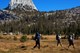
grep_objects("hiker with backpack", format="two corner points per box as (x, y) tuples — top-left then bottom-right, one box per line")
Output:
(56, 33), (62, 47)
(68, 33), (75, 48)
(33, 32), (41, 49)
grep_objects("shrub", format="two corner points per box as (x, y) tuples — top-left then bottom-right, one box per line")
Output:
(13, 36), (17, 40)
(31, 36), (35, 40)
(20, 36), (27, 42)
(0, 36), (4, 39)
(6, 37), (12, 40)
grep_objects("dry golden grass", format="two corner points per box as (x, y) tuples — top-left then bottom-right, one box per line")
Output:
(0, 35), (80, 53)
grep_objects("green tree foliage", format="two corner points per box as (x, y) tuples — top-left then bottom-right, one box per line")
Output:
(0, 9), (80, 36)
(20, 36), (27, 42)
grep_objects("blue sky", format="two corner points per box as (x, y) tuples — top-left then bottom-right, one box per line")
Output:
(0, 0), (80, 11)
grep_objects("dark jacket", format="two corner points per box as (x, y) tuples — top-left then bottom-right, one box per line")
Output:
(56, 34), (60, 40)
(34, 32), (40, 41)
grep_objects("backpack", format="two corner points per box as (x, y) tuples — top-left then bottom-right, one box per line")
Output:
(70, 35), (73, 40)
(35, 32), (40, 40)
(37, 33), (40, 39)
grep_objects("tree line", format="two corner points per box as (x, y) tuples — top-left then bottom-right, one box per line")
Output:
(0, 9), (80, 37)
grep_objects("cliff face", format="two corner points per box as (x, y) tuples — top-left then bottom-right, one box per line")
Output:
(6, 0), (37, 10)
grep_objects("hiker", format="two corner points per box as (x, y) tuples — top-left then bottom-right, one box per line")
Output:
(56, 34), (62, 47)
(33, 32), (40, 49)
(68, 34), (75, 48)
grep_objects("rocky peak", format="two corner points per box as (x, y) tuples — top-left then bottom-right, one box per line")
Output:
(6, 0), (37, 10)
